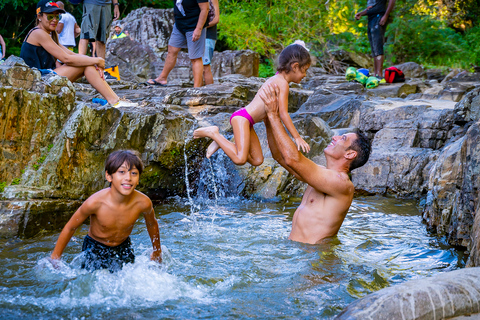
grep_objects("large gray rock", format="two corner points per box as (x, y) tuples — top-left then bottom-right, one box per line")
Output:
(453, 86), (480, 124)
(394, 62), (427, 79)
(423, 120), (480, 249)
(336, 267), (480, 320)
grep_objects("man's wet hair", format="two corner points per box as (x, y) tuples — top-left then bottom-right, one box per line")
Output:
(347, 129), (372, 171)
(105, 150), (144, 176)
(277, 44), (311, 73)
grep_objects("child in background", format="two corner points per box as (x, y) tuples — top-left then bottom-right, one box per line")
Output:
(193, 44), (311, 166)
(50, 150), (162, 273)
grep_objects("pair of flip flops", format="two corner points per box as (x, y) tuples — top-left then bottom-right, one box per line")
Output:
(143, 79), (167, 87)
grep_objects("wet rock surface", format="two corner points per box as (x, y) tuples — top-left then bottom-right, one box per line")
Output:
(335, 267), (480, 320)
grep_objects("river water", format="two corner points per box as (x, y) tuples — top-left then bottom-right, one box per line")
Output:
(0, 156), (466, 319)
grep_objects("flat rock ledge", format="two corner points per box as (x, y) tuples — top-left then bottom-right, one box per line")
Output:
(335, 267), (480, 320)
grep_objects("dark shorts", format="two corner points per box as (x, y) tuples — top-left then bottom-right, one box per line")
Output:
(80, 3), (112, 42)
(81, 234), (135, 273)
(367, 14), (386, 57)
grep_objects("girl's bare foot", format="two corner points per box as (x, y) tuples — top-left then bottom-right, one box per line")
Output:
(193, 126), (219, 139)
(206, 141), (220, 158)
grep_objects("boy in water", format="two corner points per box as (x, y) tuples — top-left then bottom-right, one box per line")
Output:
(50, 150), (162, 272)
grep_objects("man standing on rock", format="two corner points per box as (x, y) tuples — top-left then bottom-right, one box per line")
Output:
(355, 0), (396, 79)
(146, 0), (209, 88)
(259, 84), (372, 244)
(78, 0), (120, 59)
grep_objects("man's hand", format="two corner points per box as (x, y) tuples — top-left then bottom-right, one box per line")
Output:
(192, 27), (202, 42)
(379, 14), (388, 25)
(355, 11), (363, 20)
(259, 83), (280, 115)
(295, 137), (311, 153)
(151, 250), (162, 263)
(113, 4), (120, 21)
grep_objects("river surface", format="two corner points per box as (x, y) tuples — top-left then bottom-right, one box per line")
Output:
(0, 195), (465, 319)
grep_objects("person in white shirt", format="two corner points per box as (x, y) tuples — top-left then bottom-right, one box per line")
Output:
(56, 1), (81, 50)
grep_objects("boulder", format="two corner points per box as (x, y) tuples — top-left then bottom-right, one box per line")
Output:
(453, 86), (480, 124)
(423, 120), (480, 249)
(336, 267), (480, 320)
(329, 49), (374, 70)
(393, 62), (427, 79)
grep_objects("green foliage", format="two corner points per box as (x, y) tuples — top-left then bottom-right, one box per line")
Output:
(0, 182), (6, 193)
(11, 178), (21, 185)
(259, 58), (275, 78)
(385, 15), (470, 68)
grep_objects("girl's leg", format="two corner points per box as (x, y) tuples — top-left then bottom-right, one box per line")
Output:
(55, 65), (119, 105)
(247, 128), (263, 166)
(193, 117), (252, 165)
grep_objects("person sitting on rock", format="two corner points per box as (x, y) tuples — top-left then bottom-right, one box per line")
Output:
(193, 44), (311, 166)
(20, 0), (137, 107)
(259, 83), (372, 244)
(50, 150), (162, 273)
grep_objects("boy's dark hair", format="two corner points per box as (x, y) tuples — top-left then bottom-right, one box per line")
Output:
(105, 150), (144, 176)
(347, 129), (372, 171)
(277, 44), (312, 73)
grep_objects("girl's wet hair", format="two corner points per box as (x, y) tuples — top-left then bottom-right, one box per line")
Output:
(105, 150), (144, 176)
(277, 44), (311, 73)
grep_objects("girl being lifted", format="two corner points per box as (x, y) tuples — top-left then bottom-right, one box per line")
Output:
(193, 44), (311, 165)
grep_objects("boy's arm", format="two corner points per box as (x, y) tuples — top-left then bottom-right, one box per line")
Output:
(144, 205), (162, 263)
(277, 84), (310, 153)
(51, 201), (94, 260)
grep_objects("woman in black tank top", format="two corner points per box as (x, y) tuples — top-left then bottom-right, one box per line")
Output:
(20, 0), (137, 108)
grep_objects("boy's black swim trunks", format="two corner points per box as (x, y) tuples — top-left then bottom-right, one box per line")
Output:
(81, 234), (135, 273)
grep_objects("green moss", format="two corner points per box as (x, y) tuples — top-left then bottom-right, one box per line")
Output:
(11, 178), (21, 185)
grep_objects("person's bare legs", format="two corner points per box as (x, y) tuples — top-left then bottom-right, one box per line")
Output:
(95, 41), (106, 60)
(191, 57), (204, 88)
(203, 64), (214, 85)
(148, 45), (181, 85)
(374, 54), (384, 77)
(55, 65), (119, 104)
(193, 117), (261, 165)
(247, 126), (263, 166)
(78, 39), (89, 55)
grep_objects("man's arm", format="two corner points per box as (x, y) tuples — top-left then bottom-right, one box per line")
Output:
(112, 1), (120, 21)
(208, 0), (220, 27)
(260, 84), (351, 197)
(56, 22), (64, 34)
(74, 23), (81, 38)
(0, 35), (6, 59)
(264, 116), (305, 182)
(355, 9), (368, 20)
(144, 205), (162, 263)
(193, 2), (209, 42)
(380, 0), (396, 25)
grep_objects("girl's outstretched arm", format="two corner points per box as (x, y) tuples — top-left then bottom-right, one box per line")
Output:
(277, 82), (311, 153)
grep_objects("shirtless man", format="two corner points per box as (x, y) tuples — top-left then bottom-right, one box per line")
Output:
(259, 84), (372, 244)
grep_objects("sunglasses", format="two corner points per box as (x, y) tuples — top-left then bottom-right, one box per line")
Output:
(45, 13), (60, 21)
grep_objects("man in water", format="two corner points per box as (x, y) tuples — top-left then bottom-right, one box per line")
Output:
(259, 84), (372, 244)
